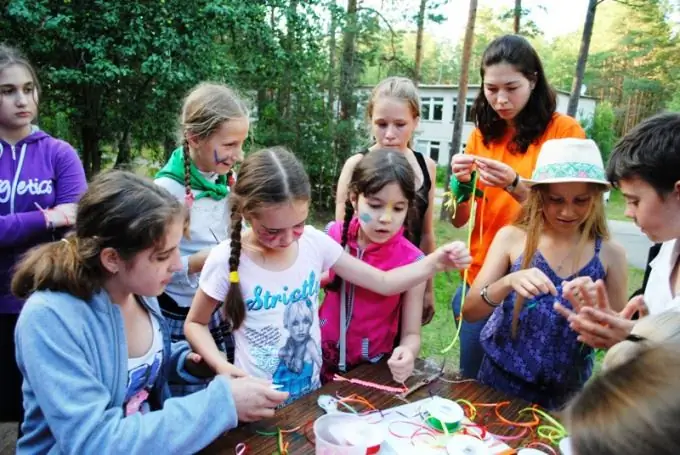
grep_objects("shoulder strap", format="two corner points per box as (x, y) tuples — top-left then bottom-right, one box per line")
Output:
(594, 237), (603, 254)
(413, 151), (432, 190)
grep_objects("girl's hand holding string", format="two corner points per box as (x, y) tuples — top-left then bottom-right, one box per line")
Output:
(555, 279), (641, 349)
(388, 346), (415, 383)
(433, 241), (472, 271)
(504, 267), (558, 299)
(451, 154), (475, 183)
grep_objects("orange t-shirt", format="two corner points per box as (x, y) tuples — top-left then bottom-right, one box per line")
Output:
(463, 113), (586, 284)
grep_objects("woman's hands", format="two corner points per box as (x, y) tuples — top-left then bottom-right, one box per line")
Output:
(450, 155), (517, 189)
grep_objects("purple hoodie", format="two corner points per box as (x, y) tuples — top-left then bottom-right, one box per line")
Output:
(0, 129), (87, 314)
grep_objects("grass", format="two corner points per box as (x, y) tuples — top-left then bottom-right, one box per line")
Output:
(605, 189), (629, 221)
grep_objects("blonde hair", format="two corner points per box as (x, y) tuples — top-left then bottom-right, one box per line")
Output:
(179, 82), (249, 202)
(603, 312), (680, 370)
(511, 183), (609, 337)
(366, 77), (420, 147)
(565, 341), (680, 455)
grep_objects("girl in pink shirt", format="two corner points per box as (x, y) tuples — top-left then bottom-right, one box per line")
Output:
(321, 149), (425, 384)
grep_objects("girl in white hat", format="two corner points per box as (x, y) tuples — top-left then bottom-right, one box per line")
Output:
(460, 138), (628, 409)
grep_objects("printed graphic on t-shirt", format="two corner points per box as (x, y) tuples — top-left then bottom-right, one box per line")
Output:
(272, 298), (322, 403)
(235, 271), (323, 404)
(123, 349), (163, 416)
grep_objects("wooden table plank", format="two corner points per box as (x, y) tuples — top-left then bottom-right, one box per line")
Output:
(203, 360), (543, 454)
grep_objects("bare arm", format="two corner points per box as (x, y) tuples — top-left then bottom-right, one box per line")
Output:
(463, 227), (515, 322)
(332, 242), (470, 296)
(334, 155), (363, 221)
(398, 282), (425, 356)
(419, 157), (437, 255)
(602, 240), (628, 312)
(185, 290), (246, 377)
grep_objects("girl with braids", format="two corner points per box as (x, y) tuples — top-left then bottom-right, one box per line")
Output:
(320, 149), (425, 384)
(11, 171), (287, 454)
(461, 138), (627, 410)
(186, 147), (471, 404)
(155, 82), (250, 394)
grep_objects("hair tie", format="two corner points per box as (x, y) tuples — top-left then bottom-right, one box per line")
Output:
(229, 271), (240, 283)
(61, 238), (69, 244)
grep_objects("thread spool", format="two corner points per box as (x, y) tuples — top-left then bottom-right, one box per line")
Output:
(445, 434), (490, 455)
(424, 397), (465, 433)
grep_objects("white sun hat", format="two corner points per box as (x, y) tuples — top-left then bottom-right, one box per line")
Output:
(523, 138), (610, 187)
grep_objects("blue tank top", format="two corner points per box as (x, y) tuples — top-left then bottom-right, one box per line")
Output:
(478, 238), (605, 409)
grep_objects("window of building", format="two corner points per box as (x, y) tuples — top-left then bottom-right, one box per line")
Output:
(452, 98), (474, 123)
(429, 141), (440, 162)
(422, 97), (444, 121)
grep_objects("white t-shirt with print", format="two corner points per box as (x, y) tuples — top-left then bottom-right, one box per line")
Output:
(200, 225), (343, 403)
(644, 239), (680, 315)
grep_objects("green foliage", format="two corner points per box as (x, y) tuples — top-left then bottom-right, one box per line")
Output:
(582, 101), (618, 163)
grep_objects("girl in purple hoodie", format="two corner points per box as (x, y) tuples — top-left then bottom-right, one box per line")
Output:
(0, 44), (86, 431)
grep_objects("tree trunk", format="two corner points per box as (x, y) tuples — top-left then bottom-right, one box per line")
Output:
(163, 135), (176, 161)
(114, 128), (132, 169)
(328, 9), (337, 115)
(513, 0), (521, 34)
(81, 124), (101, 178)
(567, 0), (599, 117)
(337, 0), (359, 163)
(440, 0), (478, 220)
(414, 0), (427, 85)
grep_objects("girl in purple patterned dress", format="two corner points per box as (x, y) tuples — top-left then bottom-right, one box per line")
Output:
(461, 138), (628, 409)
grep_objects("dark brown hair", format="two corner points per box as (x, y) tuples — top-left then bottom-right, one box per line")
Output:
(224, 147), (311, 329)
(606, 112), (680, 197)
(327, 149), (417, 291)
(472, 35), (556, 154)
(12, 171), (187, 301)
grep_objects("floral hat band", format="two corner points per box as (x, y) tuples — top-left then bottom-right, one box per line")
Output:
(523, 138), (610, 187)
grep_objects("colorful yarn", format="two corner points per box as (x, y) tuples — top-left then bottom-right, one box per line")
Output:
(442, 170), (480, 354)
(333, 374), (408, 394)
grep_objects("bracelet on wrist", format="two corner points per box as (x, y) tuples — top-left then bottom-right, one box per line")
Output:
(481, 284), (502, 308)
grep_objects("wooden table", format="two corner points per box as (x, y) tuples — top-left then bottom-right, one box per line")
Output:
(204, 360), (543, 454)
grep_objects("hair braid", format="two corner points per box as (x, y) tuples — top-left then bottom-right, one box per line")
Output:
(223, 208), (245, 329)
(182, 140), (194, 208)
(325, 200), (354, 292)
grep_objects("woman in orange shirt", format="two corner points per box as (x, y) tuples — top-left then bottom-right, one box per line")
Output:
(450, 35), (585, 378)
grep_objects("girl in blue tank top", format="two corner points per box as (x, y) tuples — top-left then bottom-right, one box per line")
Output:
(460, 138), (628, 409)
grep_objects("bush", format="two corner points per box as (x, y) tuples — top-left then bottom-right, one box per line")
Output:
(581, 101), (618, 163)
(435, 165), (448, 189)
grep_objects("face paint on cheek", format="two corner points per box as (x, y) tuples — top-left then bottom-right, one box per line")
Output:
(359, 212), (372, 223)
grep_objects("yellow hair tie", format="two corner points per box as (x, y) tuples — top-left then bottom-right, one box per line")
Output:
(229, 271), (239, 283)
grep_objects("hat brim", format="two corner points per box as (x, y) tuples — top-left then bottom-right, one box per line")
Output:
(522, 177), (611, 188)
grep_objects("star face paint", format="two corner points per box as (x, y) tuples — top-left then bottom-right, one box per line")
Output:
(356, 182), (409, 245)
